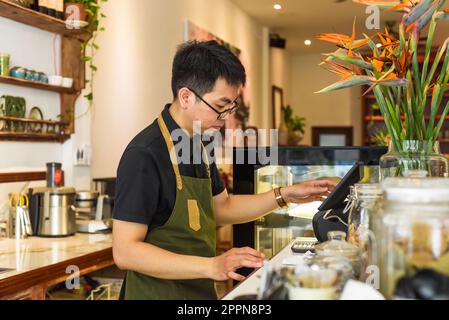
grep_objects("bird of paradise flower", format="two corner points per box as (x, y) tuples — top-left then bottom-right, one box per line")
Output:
(317, 0), (449, 153)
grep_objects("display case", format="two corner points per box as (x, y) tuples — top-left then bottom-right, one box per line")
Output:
(232, 146), (387, 263)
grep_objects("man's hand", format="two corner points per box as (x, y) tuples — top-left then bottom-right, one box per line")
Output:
(281, 179), (337, 204)
(209, 247), (265, 282)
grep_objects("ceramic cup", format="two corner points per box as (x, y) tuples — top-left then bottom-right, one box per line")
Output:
(25, 69), (34, 81)
(38, 72), (49, 83)
(0, 53), (10, 77)
(48, 75), (63, 86)
(9, 67), (26, 79)
(62, 77), (74, 88)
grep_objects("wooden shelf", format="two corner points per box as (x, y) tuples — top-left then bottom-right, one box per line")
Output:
(0, 0), (94, 141)
(0, 132), (70, 143)
(0, 0), (89, 37)
(0, 75), (76, 94)
(0, 116), (70, 142)
(0, 171), (46, 183)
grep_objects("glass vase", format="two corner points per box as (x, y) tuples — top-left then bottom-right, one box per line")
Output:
(380, 140), (449, 181)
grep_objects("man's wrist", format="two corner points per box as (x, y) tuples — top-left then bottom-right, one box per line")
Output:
(203, 256), (216, 279)
(274, 187), (288, 208)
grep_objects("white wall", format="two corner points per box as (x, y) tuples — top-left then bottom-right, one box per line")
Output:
(91, 0), (268, 178)
(289, 53), (362, 146)
(270, 47), (292, 129)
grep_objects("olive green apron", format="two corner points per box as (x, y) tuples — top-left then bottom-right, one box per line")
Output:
(124, 114), (217, 300)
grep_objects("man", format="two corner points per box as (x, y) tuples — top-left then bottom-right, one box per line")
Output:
(112, 40), (336, 300)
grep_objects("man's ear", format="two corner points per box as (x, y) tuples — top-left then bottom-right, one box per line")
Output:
(178, 88), (194, 110)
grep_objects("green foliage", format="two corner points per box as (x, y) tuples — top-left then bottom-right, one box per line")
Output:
(282, 105), (306, 134)
(66, 0), (108, 104)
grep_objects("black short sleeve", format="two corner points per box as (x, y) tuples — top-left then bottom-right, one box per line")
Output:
(113, 147), (159, 225)
(210, 162), (225, 196)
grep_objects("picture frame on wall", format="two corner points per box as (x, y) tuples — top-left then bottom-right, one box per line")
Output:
(272, 86), (284, 129)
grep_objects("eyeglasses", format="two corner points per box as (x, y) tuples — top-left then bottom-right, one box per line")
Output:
(188, 88), (240, 120)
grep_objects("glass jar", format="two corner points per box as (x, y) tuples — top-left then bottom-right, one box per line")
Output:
(285, 254), (353, 300)
(315, 231), (363, 280)
(379, 140), (449, 181)
(347, 184), (383, 261)
(376, 178), (449, 299)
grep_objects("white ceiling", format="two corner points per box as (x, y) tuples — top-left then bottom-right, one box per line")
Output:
(231, 0), (449, 53)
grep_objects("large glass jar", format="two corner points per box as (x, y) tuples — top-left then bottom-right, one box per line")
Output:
(379, 140), (449, 181)
(346, 184), (383, 272)
(376, 178), (449, 299)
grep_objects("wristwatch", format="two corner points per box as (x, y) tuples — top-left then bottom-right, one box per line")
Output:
(274, 187), (288, 208)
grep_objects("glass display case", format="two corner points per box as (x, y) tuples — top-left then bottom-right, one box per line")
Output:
(232, 146), (387, 263)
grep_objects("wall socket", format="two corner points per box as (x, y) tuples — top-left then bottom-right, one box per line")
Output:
(74, 144), (91, 166)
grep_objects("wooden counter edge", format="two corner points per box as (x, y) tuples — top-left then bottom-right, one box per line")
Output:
(0, 247), (114, 300)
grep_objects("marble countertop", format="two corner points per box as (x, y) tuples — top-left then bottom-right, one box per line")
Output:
(0, 233), (113, 281)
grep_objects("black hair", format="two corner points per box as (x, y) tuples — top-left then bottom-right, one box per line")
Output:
(171, 40), (246, 99)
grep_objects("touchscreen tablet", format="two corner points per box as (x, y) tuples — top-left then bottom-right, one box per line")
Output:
(318, 162), (363, 211)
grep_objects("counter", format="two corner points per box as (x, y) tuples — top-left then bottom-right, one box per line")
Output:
(0, 233), (113, 299)
(223, 240), (298, 300)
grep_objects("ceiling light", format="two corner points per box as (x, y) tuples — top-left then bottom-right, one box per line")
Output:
(273, 4), (282, 10)
(304, 40), (312, 46)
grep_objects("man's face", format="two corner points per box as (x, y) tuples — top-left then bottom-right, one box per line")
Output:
(191, 78), (242, 132)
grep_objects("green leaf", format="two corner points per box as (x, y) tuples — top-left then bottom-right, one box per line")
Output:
(426, 84), (441, 139)
(90, 65), (98, 71)
(316, 76), (371, 93)
(324, 51), (374, 70)
(84, 93), (93, 101)
(421, 16), (437, 84)
(410, 33), (423, 102)
(434, 100), (449, 140)
(82, 56), (92, 62)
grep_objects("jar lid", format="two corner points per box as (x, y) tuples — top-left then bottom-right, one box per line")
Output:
(383, 178), (449, 203)
(315, 231), (360, 258)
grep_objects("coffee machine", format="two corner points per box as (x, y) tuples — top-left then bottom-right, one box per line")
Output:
(28, 187), (77, 237)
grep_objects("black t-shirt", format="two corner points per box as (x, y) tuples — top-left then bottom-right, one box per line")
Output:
(113, 104), (225, 230)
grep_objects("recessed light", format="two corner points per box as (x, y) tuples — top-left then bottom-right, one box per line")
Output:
(304, 40), (312, 46)
(273, 4), (282, 10)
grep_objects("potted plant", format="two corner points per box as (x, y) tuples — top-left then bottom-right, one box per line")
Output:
(64, 0), (88, 22)
(282, 105), (306, 145)
(317, 0), (449, 179)
(64, 0), (108, 108)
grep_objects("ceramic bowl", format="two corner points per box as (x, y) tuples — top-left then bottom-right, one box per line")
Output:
(10, 67), (26, 79)
(48, 75), (63, 86)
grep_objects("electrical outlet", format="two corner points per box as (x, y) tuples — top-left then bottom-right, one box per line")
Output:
(74, 144), (92, 166)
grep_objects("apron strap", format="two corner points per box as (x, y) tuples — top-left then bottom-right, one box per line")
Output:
(158, 115), (183, 191)
(157, 113), (212, 189)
